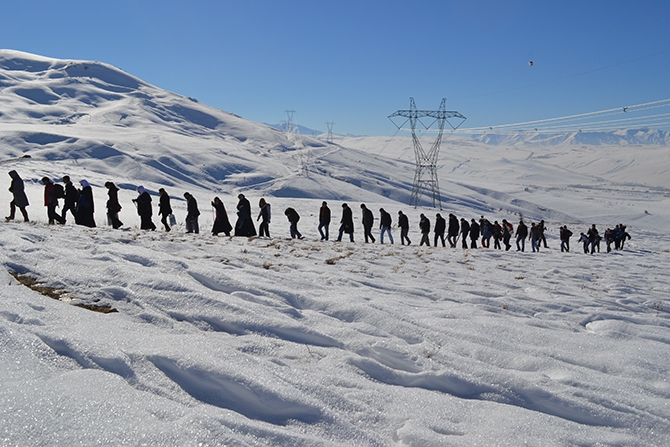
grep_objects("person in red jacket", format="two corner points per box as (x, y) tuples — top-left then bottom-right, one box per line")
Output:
(41, 177), (65, 224)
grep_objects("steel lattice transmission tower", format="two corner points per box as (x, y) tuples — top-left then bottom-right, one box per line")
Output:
(389, 98), (466, 208)
(325, 121), (335, 143)
(284, 109), (297, 135)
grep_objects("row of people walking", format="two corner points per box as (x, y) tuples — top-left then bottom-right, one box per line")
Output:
(574, 224), (631, 254)
(5, 171), (260, 237)
(6, 170), (631, 252)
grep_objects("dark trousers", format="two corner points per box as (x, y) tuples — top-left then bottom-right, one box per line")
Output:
(434, 232), (445, 247)
(318, 222), (329, 240)
(289, 222), (302, 239)
(185, 217), (198, 234)
(61, 202), (77, 222)
(161, 214), (171, 232)
(47, 204), (65, 224)
(400, 228), (410, 245)
(337, 226), (354, 242)
(8, 201), (29, 221)
(108, 212), (123, 229)
(447, 234), (457, 248)
(561, 240), (570, 252)
(259, 221), (270, 237)
(363, 225), (375, 243)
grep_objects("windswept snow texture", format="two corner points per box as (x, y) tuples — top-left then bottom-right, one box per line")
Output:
(1, 50), (669, 446)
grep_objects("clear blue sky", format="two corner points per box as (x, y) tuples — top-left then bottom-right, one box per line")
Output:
(2, 0), (670, 135)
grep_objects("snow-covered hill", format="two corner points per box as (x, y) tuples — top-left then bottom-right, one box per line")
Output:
(1, 50), (669, 446)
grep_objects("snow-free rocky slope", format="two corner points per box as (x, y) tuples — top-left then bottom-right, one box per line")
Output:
(1, 50), (669, 446)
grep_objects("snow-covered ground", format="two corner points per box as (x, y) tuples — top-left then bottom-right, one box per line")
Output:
(1, 50), (669, 446)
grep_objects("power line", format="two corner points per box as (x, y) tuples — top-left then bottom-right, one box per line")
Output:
(450, 98), (670, 134)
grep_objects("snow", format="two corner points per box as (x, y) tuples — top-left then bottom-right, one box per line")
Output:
(1, 50), (669, 446)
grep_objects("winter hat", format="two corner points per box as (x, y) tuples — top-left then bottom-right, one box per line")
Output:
(80, 180), (90, 188)
(137, 186), (146, 195)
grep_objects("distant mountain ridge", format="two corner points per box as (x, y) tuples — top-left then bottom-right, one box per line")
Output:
(471, 129), (670, 146)
(266, 123), (324, 136)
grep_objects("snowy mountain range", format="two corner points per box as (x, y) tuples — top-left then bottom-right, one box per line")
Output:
(2, 48), (668, 211)
(1, 50), (669, 446)
(471, 128), (670, 146)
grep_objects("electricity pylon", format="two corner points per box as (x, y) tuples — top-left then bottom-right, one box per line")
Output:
(326, 121), (335, 143)
(284, 109), (297, 135)
(389, 98), (466, 208)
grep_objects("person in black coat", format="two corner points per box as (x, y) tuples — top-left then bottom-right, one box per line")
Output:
(447, 213), (459, 248)
(212, 197), (233, 236)
(560, 225), (573, 252)
(434, 213), (446, 247)
(133, 185), (155, 230)
(419, 213), (431, 246)
(336, 203), (354, 242)
(360, 204), (375, 243)
(257, 198), (271, 238)
(158, 188), (173, 232)
(492, 221), (503, 249)
(539, 219), (548, 248)
(235, 194), (256, 237)
(211, 197), (233, 236)
(516, 220), (528, 252)
(502, 219), (513, 251)
(379, 208), (394, 244)
(469, 218), (480, 249)
(104, 182), (123, 229)
(60, 175), (78, 223)
(76, 180), (96, 228)
(460, 218), (470, 249)
(398, 210), (410, 245)
(6, 170), (29, 222)
(530, 222), (541, 252)
(284, 207), (303, 239)
(615, 224), (631, 250)
(591, 227), (602, 254)
(184, 192), (200, 234)
(318, 201), (331, 240)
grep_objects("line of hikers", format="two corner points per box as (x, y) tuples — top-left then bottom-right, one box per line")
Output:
(6, 170), (631, 252)
(6, 170), (247, 236)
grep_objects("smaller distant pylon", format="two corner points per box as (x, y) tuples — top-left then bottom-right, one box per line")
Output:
(284, 109), (297, 135)
(326, 121), (335, 143)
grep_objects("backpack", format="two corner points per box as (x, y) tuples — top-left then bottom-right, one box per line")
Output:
(53, 183), (65, 199)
